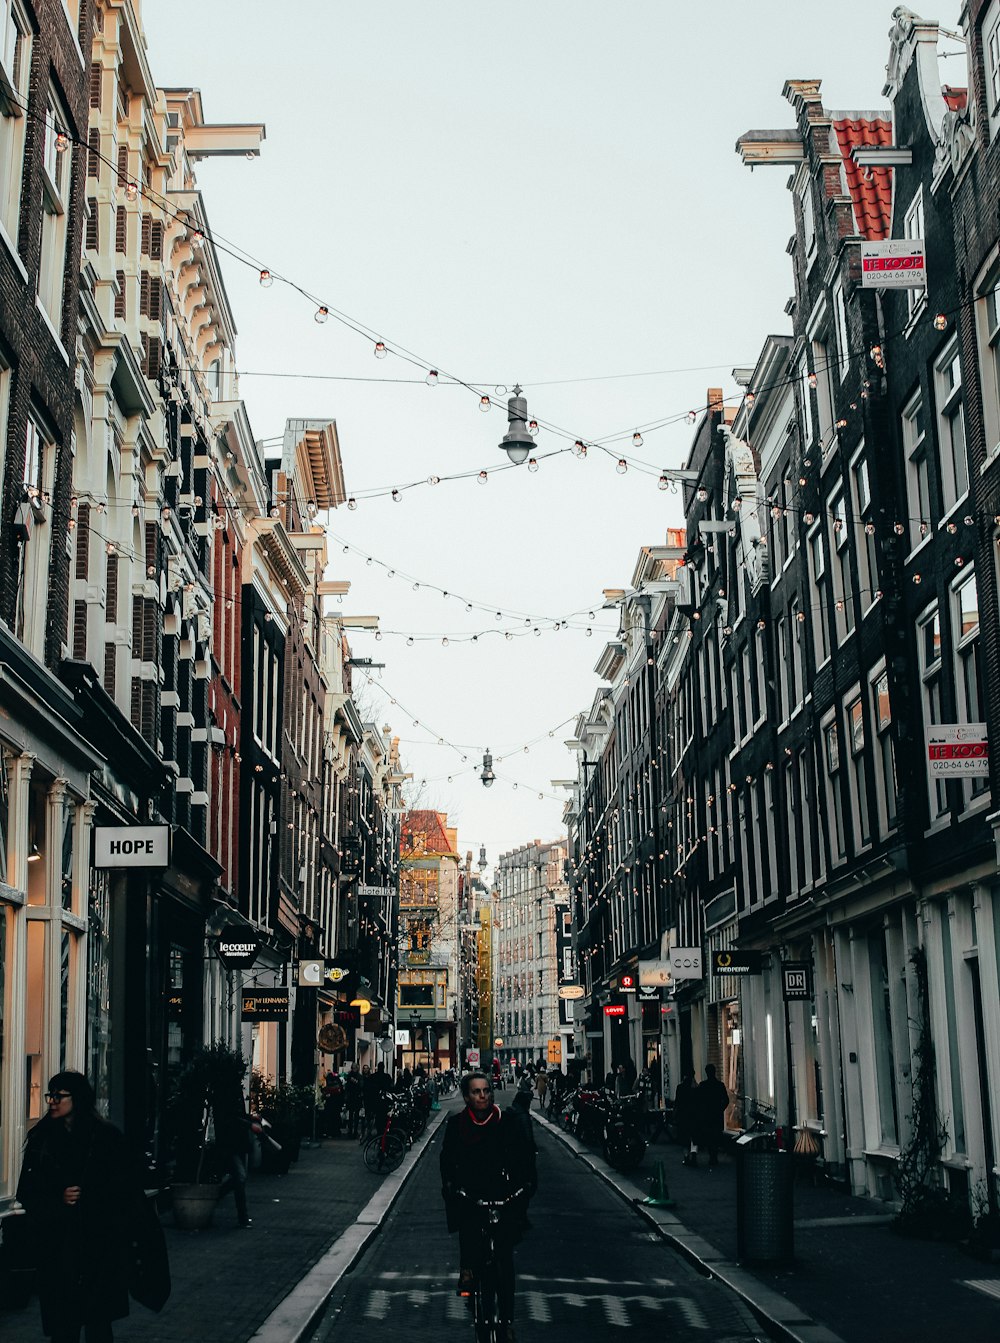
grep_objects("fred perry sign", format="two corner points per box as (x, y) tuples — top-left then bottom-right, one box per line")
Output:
(94, 825), (170, 868)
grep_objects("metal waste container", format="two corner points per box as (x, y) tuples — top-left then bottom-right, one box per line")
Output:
(735, 1133), (794, 1264)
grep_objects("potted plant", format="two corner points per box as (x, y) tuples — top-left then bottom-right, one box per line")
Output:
(250, 1073), (314, 1172)
(169, 1041), (248, 1229)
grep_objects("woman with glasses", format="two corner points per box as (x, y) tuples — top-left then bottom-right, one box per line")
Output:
(16, 1071), (136, 1342)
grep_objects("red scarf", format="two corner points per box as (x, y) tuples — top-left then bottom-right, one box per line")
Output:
(458, 1104), (500, 1144)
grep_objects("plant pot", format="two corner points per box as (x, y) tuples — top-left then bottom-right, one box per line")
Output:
(171, 1183), (218, 1230)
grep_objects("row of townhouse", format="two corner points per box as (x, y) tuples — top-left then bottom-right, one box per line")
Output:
(0, 0), (402, 1203)
(492, 838), (572, 1071)
(567, 7), (1000, 1220)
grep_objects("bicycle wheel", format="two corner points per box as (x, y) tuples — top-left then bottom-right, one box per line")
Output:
(410, 1109), (427, 1138)
(363, 1135), (385, 1172)
(377, 1130), (407, 1173)
(474, 1257), (497, 1343)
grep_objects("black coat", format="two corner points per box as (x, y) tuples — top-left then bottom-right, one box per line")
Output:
(17, 1116), (134, 1333)
(440, 1106), (535, 1235)
(694, 1076), (730, 1141)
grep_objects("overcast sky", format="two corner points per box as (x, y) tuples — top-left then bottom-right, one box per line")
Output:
(142, 1), (964, 873)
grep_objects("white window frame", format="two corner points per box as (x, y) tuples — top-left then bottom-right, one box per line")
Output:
(822, 711), (846, 865)
(986, 0), (1000, 137)
(845, 689), (871, 852)
(934, 337), (969, 519)
(849, 446), (880, 613)
(38, 89), (71, 325)
(832, 277), (850, 383)
(808, 522), (831, 667)
(869, 661), (897, 839)
(904, 188), (926, 326)
(15, 415), (54, 659)
(917, 602), (948, 825)
(0, 0), (30, 252)
(901, 389), (932, 553)
(951, 567), (989, 808)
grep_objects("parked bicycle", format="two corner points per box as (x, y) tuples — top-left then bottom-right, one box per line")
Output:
(362, 1106), (409, 1173)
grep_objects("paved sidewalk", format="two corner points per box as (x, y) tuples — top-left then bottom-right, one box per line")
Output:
(534, 1108), (1000, 1343)
(1, 1111), (447, 1343)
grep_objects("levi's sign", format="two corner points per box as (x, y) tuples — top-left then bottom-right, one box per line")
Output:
(603, 1003), (626, 1017)
(861, 238), (927, 289)
(94, 825), (170, 868)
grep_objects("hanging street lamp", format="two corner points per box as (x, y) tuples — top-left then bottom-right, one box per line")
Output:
(499, 386), (534, 465)
(481, 750), (495, 788)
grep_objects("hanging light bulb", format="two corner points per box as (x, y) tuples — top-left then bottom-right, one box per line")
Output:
(588, 610), (595, 619)
(55, 129), (70, 153)
(478, 470), (488, 484)
(658, 474), (669, 490)
(632, 431), (643, 448)
(347, 497), (357, 510)
(479, 395), (491, 412)
(527, 458), (538, 473)
(505, 631), (513, 641)
(391, 489), (401, 502)
(933, 314), (947, 331)
(425, 369), (439, 385)
(745, 391), (756, 408)
(125, 180), (138, 201)
(375, 630), (382, 641)
(441, 637), (449, 647)
(616, 459), (628, 474)
(406, 637), (414, 646)
(573, 440), (587, 458)
(315, 306), (329, 323)
(374, 341), (387, 358)
(696, 486), (709, 502)
(686, 410), (697, 425)
(259, 269), (273, 288)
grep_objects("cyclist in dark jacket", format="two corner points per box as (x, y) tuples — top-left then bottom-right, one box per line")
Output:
(440, 1071), (535, 1341)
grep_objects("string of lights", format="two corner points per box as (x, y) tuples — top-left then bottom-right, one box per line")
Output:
(35, 87), (978, 499)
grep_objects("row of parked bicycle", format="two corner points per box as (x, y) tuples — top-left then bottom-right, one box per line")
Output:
(360, 1080), (435, 1173)
(544, 1082), (648, 1172)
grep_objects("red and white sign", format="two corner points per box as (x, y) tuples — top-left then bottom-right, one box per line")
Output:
(603, 1004), (626, 1018)
(926, 723), (989, 777)
(861, 239), (926, 289)
(466, 1049), (480, 1067)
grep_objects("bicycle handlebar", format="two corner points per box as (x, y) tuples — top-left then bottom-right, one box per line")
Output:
(454, 1187), (527, 1209)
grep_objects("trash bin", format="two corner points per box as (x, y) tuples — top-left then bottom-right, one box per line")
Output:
(735, 1134), (794, 1264)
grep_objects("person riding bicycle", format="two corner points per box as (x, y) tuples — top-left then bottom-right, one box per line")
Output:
(440, 1071), (536, 1341)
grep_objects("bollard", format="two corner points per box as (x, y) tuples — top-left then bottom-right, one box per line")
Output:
(642, 1159), (674, 1207)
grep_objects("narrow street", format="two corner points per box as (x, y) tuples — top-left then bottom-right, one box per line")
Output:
(309, 1110), (763, 1343)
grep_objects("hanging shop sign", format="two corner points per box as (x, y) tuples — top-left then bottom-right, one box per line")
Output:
(558, 984), (586, 1000)
(357, 885), (394, 899)
(167, 991), (183, 1020)
(618, 973), (637, 994)
(713, 950), (763, 976)
(603, 1003), (627, 1018)
(782, 962), (814, 1002)
(547, 1039), (562, 1064)
(215, 936), (260, 970)
(94, 825), (170, 868)
(668, 948), (703, 980)
(926, 723), (989, 777)
(241, 988), (290, 1022)
(638, 986), (661, 1004)
(298, 959), (325, 987)
(639, 958), (673, 986)
(325, 963), (350, 984)
(318, 1023), (348, 1053)
(861, 237), (926, 289)
(395, 1028), (410, 1047)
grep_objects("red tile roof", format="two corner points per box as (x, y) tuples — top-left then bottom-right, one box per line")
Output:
(402, 809), (456, 855)
(942, 86), (968, 112)
(832, 117), (893, 241)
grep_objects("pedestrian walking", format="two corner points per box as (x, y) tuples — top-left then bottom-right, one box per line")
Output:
(212, 1070), (253, 1227)
(323, 1068), (344, 1138)
(673, 1070), (698, 1164)
(693, 1064), (730, 1167)
(533, 1067), (548, 1110)
(344, 1064), (363, 1138)
(16, 1071), (145, 1343)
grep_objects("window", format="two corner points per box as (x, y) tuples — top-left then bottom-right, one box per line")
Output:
(904, 189), (925, 324)
(807, 524), (830, 664)
(901, 390), (931, 550)
(952, 570), (988, 803)
(801, 180), (816, 261)
(850, 451), (879, 609)
(824, 717), (846, 862)
(799, 357), (814, 446)
(14, 417), (54, 658)
(871, 667), (897, 836)
(789, 597), (804, 710)
(811, 338), (835, 449)
(934, 339), (968, 515)
(0, 0), (29, 246)
(846, 693), (871, 849)
(832, 278), (850, 382)
(987, 0), (1000, 135)
(830, 491), (854, 641)
(918, 604), (947, 821)
(38, 91), (71, 326)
